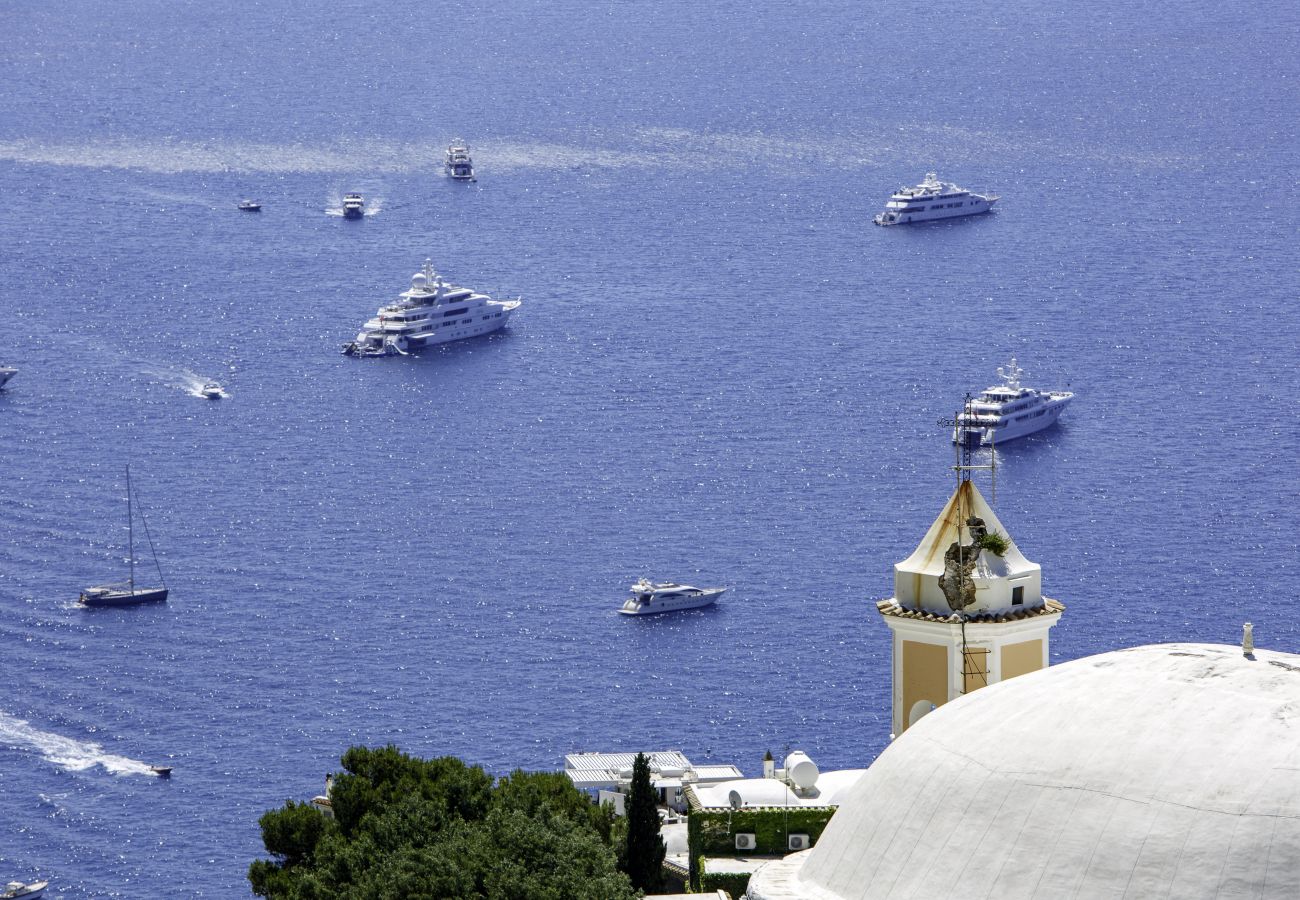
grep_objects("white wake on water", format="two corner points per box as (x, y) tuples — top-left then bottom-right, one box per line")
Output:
(0, 130), (1190, 177)
(0, 711), (158, 776)
(141, 366), (230, 398)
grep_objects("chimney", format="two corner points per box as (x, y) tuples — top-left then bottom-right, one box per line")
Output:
(762, 749), (774, 779)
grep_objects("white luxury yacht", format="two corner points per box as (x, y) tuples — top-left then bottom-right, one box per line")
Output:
(619, 579), (726, 616)
(445, 140), (475, 181)
(342, 194), (365, 218)
(954, 358), (1073, 445)
(343, 260), (521, 357)
(874, 173), (998, 226)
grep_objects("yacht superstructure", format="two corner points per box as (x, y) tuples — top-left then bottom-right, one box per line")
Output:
(874, 173), (997, 226)
(445, 140), (475, 180)
(954, 358), (1073, 445)
(343, 260), (520, 357)
(619, 579), (725, 616)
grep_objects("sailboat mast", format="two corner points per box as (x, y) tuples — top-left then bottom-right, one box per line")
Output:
(126, 464), (135, 593)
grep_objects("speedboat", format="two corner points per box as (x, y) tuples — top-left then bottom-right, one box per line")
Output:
(619, 579), (726, 616)
(445, 140), (475, 181)
(151, 765), (173, 778)
(2, 881), (48, 900)
(237, 200), (262, 211)
(342, 194), (365, 218)
(0, 367), (15, 389)
(342, 259), (521, 357)
(874, 173), (997, 226)
(200, 381), (222, 399)
(954, 358), (1073, 445)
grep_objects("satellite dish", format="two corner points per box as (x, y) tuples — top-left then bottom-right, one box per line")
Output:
(728, 790), (743, 810)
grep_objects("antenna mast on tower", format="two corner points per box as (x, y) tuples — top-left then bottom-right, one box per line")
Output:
(951, 393), (997, 695)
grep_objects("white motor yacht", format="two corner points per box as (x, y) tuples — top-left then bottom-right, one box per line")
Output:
(342, 194), (365, 218)
(342, 259), (521, 357)
(445, 140), (475, 180)
(619, 579), (725, 616)
(200, 381), (223, 399)
(954, 358), (1073, 445)
(2, 879), (48, 899)
(874, 173), (997, 226)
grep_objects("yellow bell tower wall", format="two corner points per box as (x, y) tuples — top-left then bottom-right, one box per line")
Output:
(901, 640), (949, 732)
(1001, 639), (1044, 680)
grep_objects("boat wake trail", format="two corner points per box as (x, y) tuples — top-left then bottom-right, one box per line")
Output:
(0, 711), (157, 776)
(140, 366), (226, 397)
(0, 130), (1189, 179)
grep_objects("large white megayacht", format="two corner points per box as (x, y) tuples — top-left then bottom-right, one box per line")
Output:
(343, 260), (521, 357)
(873, 172), (998, 226)
(953, 358), (1073, 445)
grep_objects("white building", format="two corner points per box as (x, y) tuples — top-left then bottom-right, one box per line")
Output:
(688, 751), (866, 811)
(563, 750), (743, 813)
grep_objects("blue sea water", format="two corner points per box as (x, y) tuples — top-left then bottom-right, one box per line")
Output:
(1, 0), (1297, 895)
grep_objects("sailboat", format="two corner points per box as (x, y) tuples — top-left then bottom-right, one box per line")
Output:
(80, 466), (169, 607)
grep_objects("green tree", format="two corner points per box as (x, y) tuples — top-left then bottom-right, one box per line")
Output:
(619, 752), (665, 892)
(249, 746), (636, 900)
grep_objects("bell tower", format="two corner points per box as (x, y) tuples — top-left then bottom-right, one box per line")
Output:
(877, 476), (1064, 737)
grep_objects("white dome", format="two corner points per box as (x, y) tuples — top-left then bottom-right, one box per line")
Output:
(747, 643), (1300, 900)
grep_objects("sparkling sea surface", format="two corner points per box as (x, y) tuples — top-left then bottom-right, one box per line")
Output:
(1, 1), (1297, 895)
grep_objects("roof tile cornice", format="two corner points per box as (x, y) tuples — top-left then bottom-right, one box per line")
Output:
(876, 597), (1064, 623)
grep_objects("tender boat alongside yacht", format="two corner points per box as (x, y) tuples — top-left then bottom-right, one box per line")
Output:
(342, 194), (365, 218)
(619, 579), (726, 616)
(342, 259), (521, 357)
(954, 358), (1073, 446)
(445, 140), (475, 180)
(874, 173), (998, 226)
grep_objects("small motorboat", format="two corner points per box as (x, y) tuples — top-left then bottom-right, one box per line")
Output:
(200, 381), (223, 399)
(0, 366), (15, 389)
(342, 193), (365, 218)
(151, 765), (173, 778)
(445, 139), (476, 181)
(1, 880), (48, 900)
(237, 200), (262, 211)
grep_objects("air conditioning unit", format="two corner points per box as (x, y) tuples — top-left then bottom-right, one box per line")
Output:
(735, 833), (757, 851)
(788, 833), (811, 851)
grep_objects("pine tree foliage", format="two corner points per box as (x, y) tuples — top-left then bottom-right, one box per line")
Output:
(249, 745), (633, 900)
(619, 751), (666, 892)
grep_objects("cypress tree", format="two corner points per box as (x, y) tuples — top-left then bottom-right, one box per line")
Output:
(619, 752), (666, 891)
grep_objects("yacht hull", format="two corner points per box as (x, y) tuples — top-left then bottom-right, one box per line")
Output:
(619, 588), (725, 616)
(80, 587), (169, 607)
(345, 307), (518, 357)
(875, 199), (996, 226)
(955, 397), (1071, 445)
